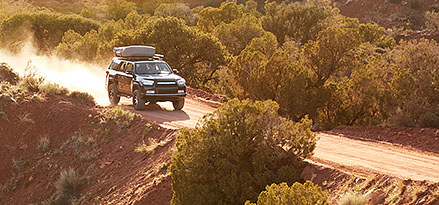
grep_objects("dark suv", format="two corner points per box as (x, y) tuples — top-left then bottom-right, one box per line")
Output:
(105, 56), (186, 110)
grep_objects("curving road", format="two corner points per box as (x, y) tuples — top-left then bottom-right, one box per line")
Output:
(121, 97), (439, 182)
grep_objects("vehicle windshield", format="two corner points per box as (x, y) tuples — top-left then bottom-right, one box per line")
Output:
(135, 62), (172, 74)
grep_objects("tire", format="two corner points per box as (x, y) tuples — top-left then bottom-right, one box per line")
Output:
(133, 89), (146, 110)
(173, 98), (185, 110)
(108, 83), (120, 105)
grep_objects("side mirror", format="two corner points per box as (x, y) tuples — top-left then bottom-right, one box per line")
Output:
(126, 70), (133, 75)
(173, 69), (179, 74)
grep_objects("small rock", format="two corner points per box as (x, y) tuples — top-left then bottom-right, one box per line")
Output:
(402, 1), (408, 6)
(369, 189), (385, 205)
(434, 130), (439, 138)
(19, 144), (28, 149)
(28, 176), (33, 182)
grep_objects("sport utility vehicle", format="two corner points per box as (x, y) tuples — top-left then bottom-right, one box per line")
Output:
(105, 46), (186, 110)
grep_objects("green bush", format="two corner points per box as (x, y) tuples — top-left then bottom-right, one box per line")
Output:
(388, 39), (439, 128)
(245, 181), (329, 205)
(40, 83), (69, 96)
(69, 91), (95, 106)
(0, 11), (99, 53)
(170, 99), (316, 205)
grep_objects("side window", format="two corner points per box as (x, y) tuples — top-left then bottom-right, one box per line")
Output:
(119, 62), (126, 72)
(111, 61), (122, 71)
(125, 63), (133, 73)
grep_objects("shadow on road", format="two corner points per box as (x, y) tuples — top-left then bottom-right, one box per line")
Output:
(122, 102), (190, 124)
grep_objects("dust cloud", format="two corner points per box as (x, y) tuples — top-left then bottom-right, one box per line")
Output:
(0, 43), (110, 106)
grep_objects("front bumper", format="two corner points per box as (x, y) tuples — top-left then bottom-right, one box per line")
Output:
(140, 85), (186, 101)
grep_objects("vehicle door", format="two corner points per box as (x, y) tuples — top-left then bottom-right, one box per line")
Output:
(117, 62), (126, 93)
(120, 62), (134, 94)
(108, 61), (122, 89)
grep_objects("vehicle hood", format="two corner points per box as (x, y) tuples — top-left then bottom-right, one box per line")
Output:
(136, 73), (182, 81)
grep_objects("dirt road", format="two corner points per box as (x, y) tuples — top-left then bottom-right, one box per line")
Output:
(121, 98), (439, 182)
(121, 97), (215, 129)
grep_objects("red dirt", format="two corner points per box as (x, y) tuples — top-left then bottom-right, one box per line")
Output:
(334, 0), (439, 29)
(186, 87), (224, 108)
(0, 93), (176, 204)
(327, 125), (439, 154)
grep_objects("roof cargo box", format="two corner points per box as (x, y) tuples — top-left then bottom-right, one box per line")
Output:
(114, 46), (155, 57)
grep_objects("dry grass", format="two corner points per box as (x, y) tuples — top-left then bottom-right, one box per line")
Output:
(339, 192), (368, 205)
(38, 136), (51, 153)
(17, 112), (34, 123)
(135, 139), (159, 154)
(54, 168), (86, 204)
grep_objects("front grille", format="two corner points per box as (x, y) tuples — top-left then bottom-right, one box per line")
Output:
(157, 89), (178, 94)
(156, 81), (176, 87)
(156, 80), (177, 94)
(157, 81), (176, 85)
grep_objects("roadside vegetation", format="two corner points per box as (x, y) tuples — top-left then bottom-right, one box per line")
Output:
(1, 0), (439, 204)
(170, 99), (316, 204)
(1, 0), (438, 129)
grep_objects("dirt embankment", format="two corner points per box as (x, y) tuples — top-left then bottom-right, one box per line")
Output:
(0, 93), (176, 204)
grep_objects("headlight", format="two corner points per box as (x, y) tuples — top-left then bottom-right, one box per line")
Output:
(141, 79), (154, 86)
(177, 78), (186, 86)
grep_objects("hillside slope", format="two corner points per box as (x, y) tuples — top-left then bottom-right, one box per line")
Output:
(334, 0), (438, 29)
(0, 90), (176, 204)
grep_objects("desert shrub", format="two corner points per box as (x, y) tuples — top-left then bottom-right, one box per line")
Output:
(69, 91), (95, 106)
(134, 139), (159, 155)
(339, 192), (368, 205)
(388, 39), (439, 128)
(425, 10), (439, 30)
(261, 1), (330, 45)
(40, 83), (68, 96)
(212, 14), (266, 56)
(104, 0), (136, 20)
(170, 99), (316, 205)
(99, 107), (137, 129)
(141, 17), (228, 87)
(0, 11), (99, 53)
(154, 3), (195, 24)
(245, 181), (329, 205)
(0, 63), (19, 85)
(197, 2), (244, 33)
(316, 44), (392, 129)
(54, 168), (86, 204)
(19, 76), (45, 92)
(227, 32), (278, 99)
(55, 29), (100, 62)
(38, 136), (51, 153)
(418, 109), (439, 128)
(358, 23), (395, 48)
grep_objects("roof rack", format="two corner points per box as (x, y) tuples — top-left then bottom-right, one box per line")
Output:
(117, 54), (164, 61)
(113, 46), (164, 60)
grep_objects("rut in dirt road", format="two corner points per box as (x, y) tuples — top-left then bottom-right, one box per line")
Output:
(119, 98), (439, 182)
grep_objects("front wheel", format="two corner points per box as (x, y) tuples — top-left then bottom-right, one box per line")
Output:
(108, 84), (120, 105)
(173, 98), (185, 110)
(133, 89), (145, 110)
